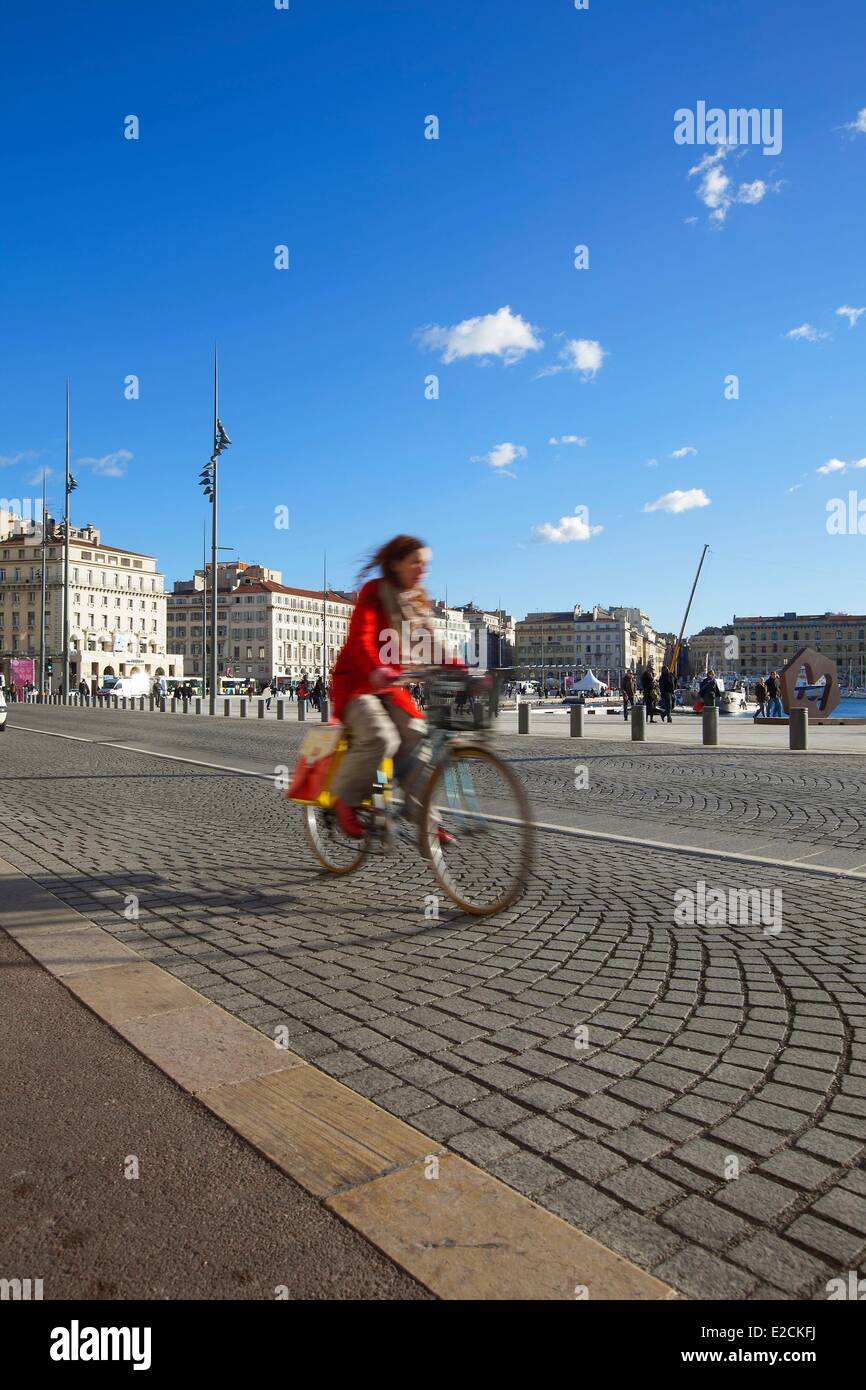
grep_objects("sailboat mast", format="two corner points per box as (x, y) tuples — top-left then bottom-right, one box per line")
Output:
(669, 543), (709, 676)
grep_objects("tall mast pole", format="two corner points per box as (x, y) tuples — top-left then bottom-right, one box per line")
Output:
(39, 471), (47, 700)
(62, 381), (70, 702)
(210, 348), (218, 712)
(322, 551), (327, 692)
(202, 518), (207, 692)
(670, 542), (710, 677)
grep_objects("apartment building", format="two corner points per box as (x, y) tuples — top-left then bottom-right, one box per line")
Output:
(454, 604), (516, 669)
(685, 625), (734, 675)
(732, 612), (866, 683)
(167, 563), (355, 686)
(0, 512), (182, 690)
(515, 603), (667, 682)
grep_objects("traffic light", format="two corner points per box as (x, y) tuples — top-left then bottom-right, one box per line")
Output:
(46, 660), (53, 676)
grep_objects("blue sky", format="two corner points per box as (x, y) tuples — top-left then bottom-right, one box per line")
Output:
(1, 0), (864, 632)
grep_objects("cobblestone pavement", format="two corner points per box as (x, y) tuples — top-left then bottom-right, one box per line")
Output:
(2, 717), (866, 1300)
(9, 706), (866, 864)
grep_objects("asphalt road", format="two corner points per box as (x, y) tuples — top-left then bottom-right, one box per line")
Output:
(2, 708), (865, 1300)
(0, 928), (430, 1300)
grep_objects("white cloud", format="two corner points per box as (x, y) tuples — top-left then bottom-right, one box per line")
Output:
(669, 446), (698, 459)
(543, 338), (607, 380)
(737, 179), (767, 205)
(644, 488), (710, 514)
(548, 434), (587, 446)
(843, 106), (866, 135)
(0, 449), (39, 469)
(532, 506), (602, 544)
(566, 340), (606, 377)
(417, 305), (542, 365)
(77, 449), (133, 478)
(817, 456), (866, 475)
(836, 305), (866, 328)
(688, 147), (780, 225)
(27, 466), (53, 486)
(471, 442), (527, 478)
(785, 323), (829, 342)
(645, 457), (659, 467)
(788, 483), (803, 492)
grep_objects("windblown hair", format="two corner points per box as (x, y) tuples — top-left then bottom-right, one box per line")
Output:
(360, 535), (429, 590)
(358, 533), (430, 611)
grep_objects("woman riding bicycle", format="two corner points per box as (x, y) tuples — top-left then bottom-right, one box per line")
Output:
(330, 534), (438, 838)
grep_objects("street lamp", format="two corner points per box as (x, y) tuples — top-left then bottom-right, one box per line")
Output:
(61, 382), (78, 702)
(199, 349), (231, 712)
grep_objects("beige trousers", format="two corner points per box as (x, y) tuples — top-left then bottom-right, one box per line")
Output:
(330, 695), (425, 807)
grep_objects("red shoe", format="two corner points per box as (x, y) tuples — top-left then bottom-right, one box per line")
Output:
(334, 800), (365, 839)
(434, 827), (456, 846)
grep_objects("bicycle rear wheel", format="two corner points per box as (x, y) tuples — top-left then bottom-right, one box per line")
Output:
(302, 804), (369, 874)
(419, 744), (533, 915)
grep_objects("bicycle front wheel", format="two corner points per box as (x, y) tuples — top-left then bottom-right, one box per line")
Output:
(302, 804), (369, 874)
(419, 744), (533, 915)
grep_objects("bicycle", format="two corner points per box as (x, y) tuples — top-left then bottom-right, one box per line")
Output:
(288, 668), (534, 916)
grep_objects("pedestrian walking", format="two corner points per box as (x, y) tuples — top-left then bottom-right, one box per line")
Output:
(699, 668), (722, 708)
(620, 669), (636, 721)
(641, 665), (658, 723)
(753, 676), (768, 721)
(658, 665), (675, 723)
(765, 671), (783, 718)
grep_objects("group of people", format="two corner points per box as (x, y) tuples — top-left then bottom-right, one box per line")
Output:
(752, 672), (783, 720)
(619, 664), (787, 724)
(620, 665), (677, 723)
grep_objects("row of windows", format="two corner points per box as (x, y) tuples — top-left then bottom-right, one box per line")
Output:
(0, 569), (161, 594)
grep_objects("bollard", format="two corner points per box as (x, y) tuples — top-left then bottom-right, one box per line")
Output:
(195, 698), (202, 715)
(160, 697), (167, 713)
(702, 705), (719, 746)
(224, 698), (231, 716)
(208, 694), (216, 717)
(239, 699), (247, 719)
(320, 697), (329, 723)
(789, 706), (808, 751)
(182, 698), (189, 714)
(277, 700), (285, 721)
(631, 704), (646, 741)
(518, 701), (530, 734)
(258, 700), (265, 719)
(121, 698), (127, 710)
(570, 704), (584, 738)
(298, 697), (306, 722)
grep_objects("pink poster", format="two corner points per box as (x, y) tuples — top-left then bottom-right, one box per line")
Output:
(10, 656), (35, 696)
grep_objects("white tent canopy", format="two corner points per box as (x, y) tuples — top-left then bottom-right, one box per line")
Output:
(572, 669), (606, 692)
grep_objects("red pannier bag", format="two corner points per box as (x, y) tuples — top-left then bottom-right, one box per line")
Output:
(285, 725), (346, 805)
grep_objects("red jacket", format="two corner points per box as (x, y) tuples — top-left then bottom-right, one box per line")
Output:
(331, 579), (422, 721)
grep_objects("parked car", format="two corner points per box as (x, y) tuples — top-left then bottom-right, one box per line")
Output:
(0, 688), (7, 732)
